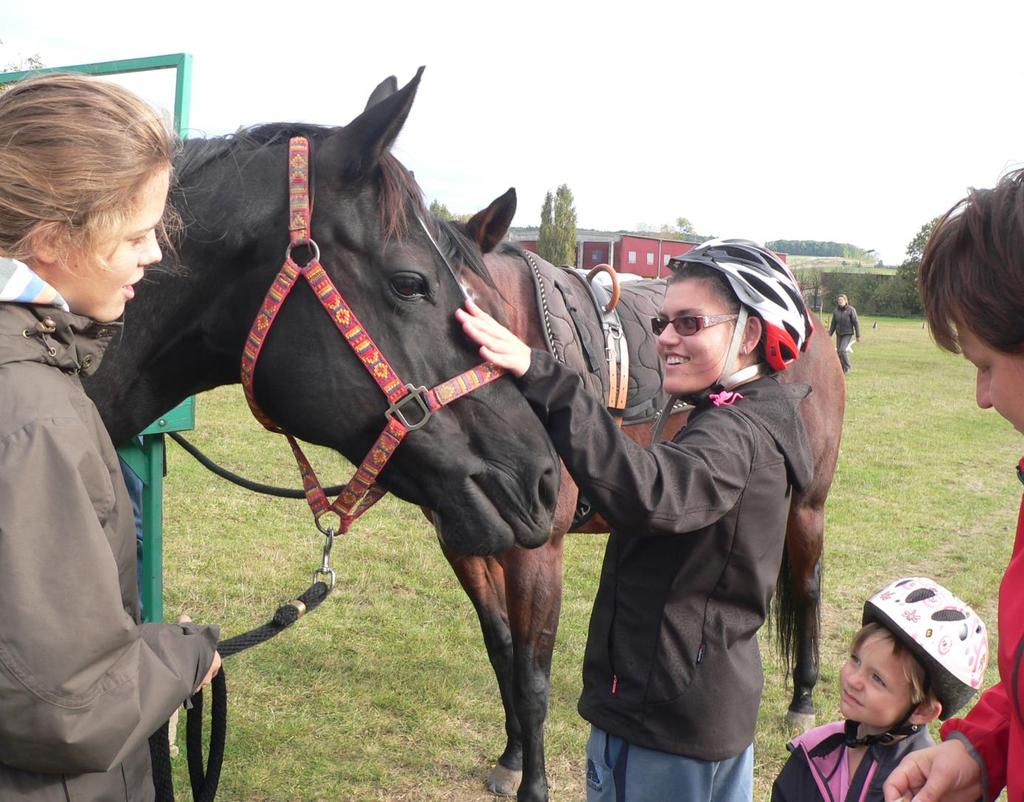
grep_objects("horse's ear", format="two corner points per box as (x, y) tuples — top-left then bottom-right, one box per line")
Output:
(323, 66), (425, 182)
(364, 76), (398, 110)
(462, 188), (517, 254)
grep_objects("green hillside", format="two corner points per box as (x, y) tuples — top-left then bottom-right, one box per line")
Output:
(786, 255), (895, 275)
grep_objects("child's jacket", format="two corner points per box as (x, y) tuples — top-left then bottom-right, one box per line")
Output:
(771, 721), (934, 802)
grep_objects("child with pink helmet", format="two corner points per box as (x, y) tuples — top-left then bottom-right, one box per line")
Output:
(773, 577), (988, 802)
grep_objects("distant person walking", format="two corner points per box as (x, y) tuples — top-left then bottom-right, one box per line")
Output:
(828, 294), (861, 373)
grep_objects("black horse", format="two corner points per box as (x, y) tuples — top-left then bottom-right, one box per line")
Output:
(85, 70), (560, 559)
(86, 71), (843, 802)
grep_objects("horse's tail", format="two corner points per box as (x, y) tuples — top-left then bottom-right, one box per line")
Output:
(773, 544), (821, 685)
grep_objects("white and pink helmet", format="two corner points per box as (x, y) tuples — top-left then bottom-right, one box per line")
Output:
(864, 577), (989, 719)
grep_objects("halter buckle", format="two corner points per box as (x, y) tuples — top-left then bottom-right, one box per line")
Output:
(385, 384), (433, 431)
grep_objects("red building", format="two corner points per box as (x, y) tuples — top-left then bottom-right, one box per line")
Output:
(508, 229), (786, 279)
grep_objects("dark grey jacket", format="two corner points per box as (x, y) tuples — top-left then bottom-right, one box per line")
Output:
(0, 302), (218, 801)
(828, 305), (860, 338)
(519, 350), (812, 761)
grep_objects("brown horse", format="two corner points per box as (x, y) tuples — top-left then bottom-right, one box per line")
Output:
(437, 190), (846, 801)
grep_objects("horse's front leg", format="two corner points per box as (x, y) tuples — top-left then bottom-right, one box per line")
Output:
(785, 503), (823, 730)
(443, 549), (525, 796)
(504, 535), (564, 802)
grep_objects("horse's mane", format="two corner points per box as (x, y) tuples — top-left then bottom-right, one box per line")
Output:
(496, 241), (527, 259)
(176, 123), (468, 257)
(435, 219), (491, 285)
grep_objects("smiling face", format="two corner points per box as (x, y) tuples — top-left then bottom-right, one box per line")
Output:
(958, 323), (1024, 435)
(32, 167), (169, 323)
(657, 277), (751, 396)
(839, 630), (923, 733)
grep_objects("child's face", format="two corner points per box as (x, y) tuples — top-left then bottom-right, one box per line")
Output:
(839, 631), (918, 734)
(38, 167), (168, 323)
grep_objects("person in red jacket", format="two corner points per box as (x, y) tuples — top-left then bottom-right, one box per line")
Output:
(884, 168), (1024, 802)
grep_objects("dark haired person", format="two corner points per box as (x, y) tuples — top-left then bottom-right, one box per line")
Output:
(458, 239), (814, 801)
(884, 169), (1024, 802)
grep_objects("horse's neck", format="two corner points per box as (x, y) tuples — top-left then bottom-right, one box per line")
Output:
(86, 249), (248, 445)
(480, 252), (551, 350)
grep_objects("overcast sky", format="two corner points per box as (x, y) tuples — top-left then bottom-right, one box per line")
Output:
(4, 0), (1023, 265)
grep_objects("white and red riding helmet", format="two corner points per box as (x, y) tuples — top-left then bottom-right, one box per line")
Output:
(864, 577), (989, 719)
(668, 239), (813, 371)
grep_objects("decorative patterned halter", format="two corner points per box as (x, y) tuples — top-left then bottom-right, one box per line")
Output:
(240, 136), (504, 538)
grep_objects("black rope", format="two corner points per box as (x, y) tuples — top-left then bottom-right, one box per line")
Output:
(151, 580), (332, 801)
(218, 580), (332, 657)
(168, 432), (346, 498)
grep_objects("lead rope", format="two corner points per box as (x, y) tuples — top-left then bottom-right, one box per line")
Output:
(151, 573), (335, 802)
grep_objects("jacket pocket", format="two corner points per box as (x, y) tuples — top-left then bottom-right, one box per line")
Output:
(643, 606), (704, 704)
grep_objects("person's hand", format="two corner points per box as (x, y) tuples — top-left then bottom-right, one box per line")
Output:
(882, 739), (983, 802)
(177, 614), (223, 692)
(455, 298), (532, 378)
(197, 651), (223, 691)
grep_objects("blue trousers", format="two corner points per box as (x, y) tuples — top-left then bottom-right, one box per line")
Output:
(586, 726), (753, 802)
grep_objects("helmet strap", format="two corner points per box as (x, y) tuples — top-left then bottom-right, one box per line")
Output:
(714, 306), (748, 389)
(843, 703), (922, 748)
(715, 307), (770, 391)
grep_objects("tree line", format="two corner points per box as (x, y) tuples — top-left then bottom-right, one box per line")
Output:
(431, 185), (941, 318)
(798, 220), (936, 317)
(766, 240), (874, 260)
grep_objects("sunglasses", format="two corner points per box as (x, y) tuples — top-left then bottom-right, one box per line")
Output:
(650, 313), (738, 337)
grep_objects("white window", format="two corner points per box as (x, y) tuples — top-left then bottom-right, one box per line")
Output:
(646, 252), (655, 265)
(592, 250), (603, 261)
(628, 250), (637, 264)
(664, 254), (671, 265)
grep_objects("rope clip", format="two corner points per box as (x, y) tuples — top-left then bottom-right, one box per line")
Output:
(313, 527), (337, 589)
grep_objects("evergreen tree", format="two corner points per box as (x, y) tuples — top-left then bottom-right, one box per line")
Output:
(429, 199), (453, 220)
(537, 191), (558, 262)
(552, 184), (578, 266)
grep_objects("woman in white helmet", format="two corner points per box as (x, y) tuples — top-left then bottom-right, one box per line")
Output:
(457, 238), (814, 802)
(772, 577), (988, 802)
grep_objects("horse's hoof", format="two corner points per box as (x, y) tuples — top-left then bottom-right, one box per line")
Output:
(485, 764), (522, 797)
(786, 710), (816, 732)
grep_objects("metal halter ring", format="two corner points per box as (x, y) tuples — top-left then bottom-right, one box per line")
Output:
(285, 237), (321, 267)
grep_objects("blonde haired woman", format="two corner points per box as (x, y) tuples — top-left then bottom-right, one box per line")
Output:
(0, 73), (220, 800)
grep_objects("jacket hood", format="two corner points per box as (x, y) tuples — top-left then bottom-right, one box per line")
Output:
(694, 375), (814, 492)
(0, 257), (69, 310)
(0, 302), (120, 376)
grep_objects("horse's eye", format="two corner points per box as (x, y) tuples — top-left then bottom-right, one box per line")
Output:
(390, 272), (428, 299)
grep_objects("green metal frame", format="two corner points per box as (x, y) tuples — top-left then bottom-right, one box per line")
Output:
(0, 54), (195, 623)
(0, 53), (192, 134)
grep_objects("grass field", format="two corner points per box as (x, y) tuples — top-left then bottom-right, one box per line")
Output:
(159, 316), (1018, 801)
(787, 254), (896, 274)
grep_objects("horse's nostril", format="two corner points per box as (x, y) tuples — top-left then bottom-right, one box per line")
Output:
(538, 462), (560, 511)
